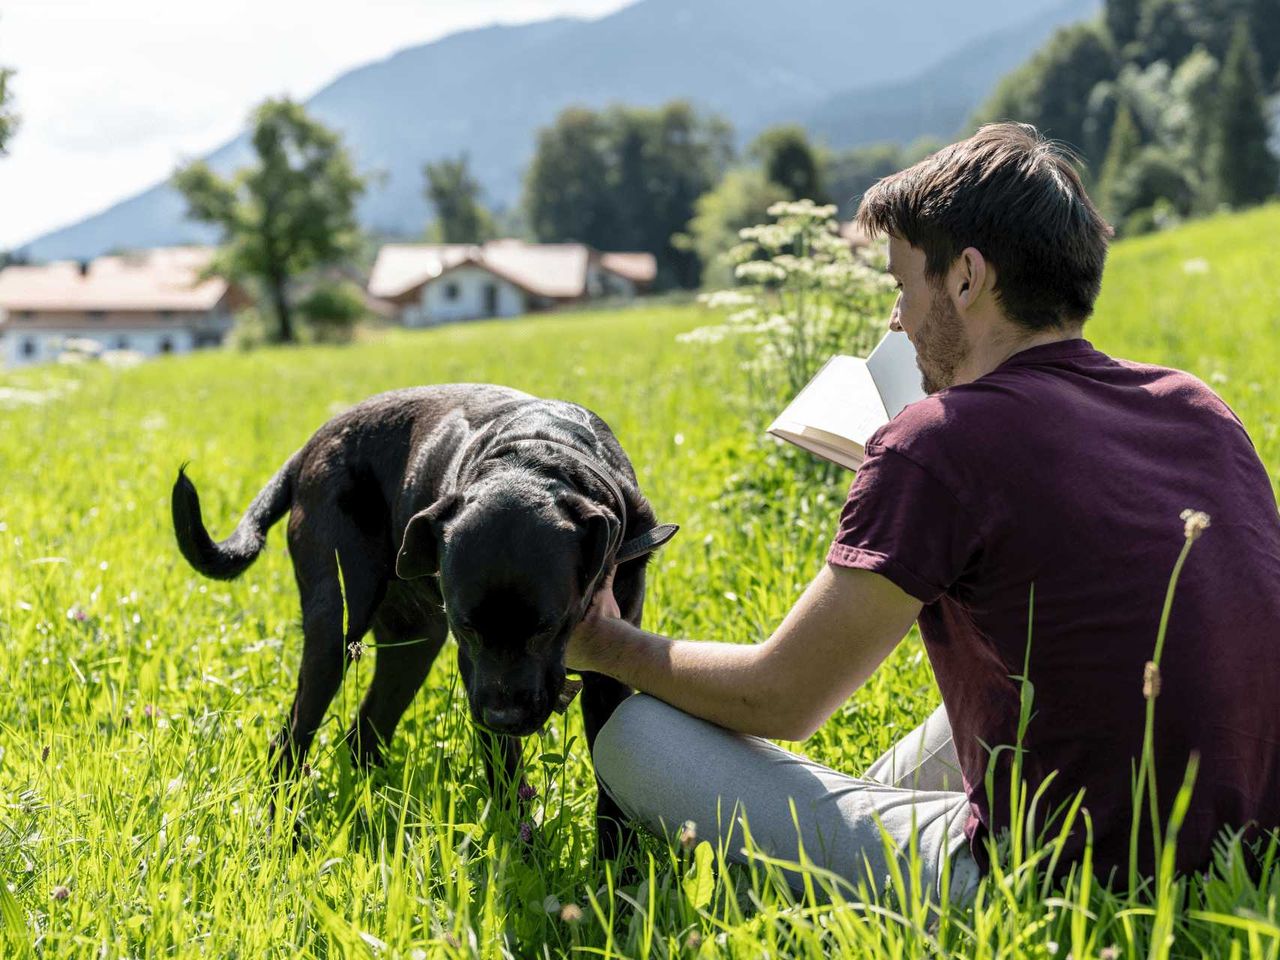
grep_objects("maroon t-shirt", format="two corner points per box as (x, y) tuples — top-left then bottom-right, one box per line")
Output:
(828, 338), (1280, 879)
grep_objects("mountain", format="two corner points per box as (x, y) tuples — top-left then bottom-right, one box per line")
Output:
(783, 0), (1101, 149)
(20, 0), (1091, 261)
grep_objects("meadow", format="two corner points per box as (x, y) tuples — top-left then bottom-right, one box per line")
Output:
(2, 203), (1280, 958)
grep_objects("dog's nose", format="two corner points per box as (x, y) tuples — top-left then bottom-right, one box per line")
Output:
(481, 705), (532, 733)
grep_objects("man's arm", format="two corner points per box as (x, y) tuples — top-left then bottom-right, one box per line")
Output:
(566, 563), (922, 741)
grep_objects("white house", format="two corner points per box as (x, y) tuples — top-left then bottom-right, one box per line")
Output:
(0, 247), (251, 368)
(367, 239), (657, 327)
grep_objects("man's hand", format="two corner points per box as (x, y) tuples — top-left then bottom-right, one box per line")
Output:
(567, 566), (622, 672)
(562, 564), (923, 741)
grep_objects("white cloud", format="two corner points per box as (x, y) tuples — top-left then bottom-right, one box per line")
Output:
(0, 0), (631, 250)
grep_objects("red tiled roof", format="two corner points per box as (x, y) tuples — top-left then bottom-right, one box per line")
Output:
(0, 247), (231, 313)
(368, 240), (654, 302)
(600, 251), (657, 285)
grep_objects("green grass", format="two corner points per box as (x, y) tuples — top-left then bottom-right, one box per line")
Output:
(2, 204), (1280, 958)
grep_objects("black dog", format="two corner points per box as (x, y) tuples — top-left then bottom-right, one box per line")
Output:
(171, 384), (677, 857)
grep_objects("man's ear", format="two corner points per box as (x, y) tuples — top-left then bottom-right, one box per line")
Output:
(955, 246), (990, 310)
(396, 493), (461, 580)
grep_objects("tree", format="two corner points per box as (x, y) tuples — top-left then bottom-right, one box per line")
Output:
(523, 101), (732, 288)
(680, 168), (791, 289)
(524, 107), (614, 252)
(748, 125), (827, 203)
(975, 23), (1117, 166)
(423, 154), (495, 243)
(173, 98), (365, 343)
(1105, 0), (1144, 51)
(1132, 0), (1200, 67)
(1098, 103), (1143, 220)
(0, 62), (16, 155)
(1209, 19), (1278, 207)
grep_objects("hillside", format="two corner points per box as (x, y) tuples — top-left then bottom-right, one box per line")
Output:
(2, 203), (1279, 957)
(21, 0), (1088, 261)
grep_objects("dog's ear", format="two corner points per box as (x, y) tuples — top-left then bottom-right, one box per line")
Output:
(396, 493), (461, 580)
(564, 494), (621, 592)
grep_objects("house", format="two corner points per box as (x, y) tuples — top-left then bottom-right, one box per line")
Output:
(0, 247), (251, 368)
(367, 239), (657, 327)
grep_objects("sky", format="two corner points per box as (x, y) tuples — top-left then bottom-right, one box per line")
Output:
(0, 0), (632, 250)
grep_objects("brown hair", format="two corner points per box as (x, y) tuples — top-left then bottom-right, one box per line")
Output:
(855, 123), (1114, 331)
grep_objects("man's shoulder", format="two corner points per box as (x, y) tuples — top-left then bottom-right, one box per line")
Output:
(871, 349), (1235, 458)
(867, 379), (1018, 465)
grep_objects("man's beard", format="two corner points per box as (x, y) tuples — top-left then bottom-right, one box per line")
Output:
(915, 287), (970, 394)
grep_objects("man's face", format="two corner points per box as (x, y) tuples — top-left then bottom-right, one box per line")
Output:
(887, 236), (970, 394)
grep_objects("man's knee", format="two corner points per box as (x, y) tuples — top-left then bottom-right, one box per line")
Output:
(591, 694), (692, 803)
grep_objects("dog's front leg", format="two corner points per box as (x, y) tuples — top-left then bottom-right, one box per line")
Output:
(580, 671), (634, 861)
(581, 560), (647, 862)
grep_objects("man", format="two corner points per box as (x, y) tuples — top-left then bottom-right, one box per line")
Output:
(567, 123), (1280, 897)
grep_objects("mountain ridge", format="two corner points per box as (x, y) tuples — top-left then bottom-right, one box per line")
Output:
(19, 0), (1094, 261)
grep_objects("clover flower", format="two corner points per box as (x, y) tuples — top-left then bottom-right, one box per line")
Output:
(559, 903), (583, 923)
(1180, 509), (1211, 542)
(679, 820), (698, 851)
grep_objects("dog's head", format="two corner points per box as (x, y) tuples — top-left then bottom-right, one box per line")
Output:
(395, 486), (618, 736)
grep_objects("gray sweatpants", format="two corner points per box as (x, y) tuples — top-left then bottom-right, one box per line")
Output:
(592, 694), (981, 901)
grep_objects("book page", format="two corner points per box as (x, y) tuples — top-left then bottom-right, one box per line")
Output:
(866, 330), (927, 418)
(767, 355), (889, 450)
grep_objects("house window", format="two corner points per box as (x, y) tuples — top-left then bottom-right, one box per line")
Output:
(115, 336), (129, 350)
(444, 282), (460, 301)
(15, 310), (34, 321)
(21, 338), (35, 358)
(483, 283), (498, 316)
(158, 310), (175, 322)
(159, 337), (173, 354)
(87, 310), (106, 322)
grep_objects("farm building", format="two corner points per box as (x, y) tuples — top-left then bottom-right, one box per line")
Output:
(367, 239), (656, 326)
(0, 247), (251, 368)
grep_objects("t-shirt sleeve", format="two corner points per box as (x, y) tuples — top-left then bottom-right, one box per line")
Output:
(826, 445), (982, 603)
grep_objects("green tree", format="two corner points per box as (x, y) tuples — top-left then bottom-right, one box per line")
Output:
(523, 101), (732, 288)
(748, 125), (827, 203)
(423, 154), (496, 243)
(1097, 104), (1143, 219)
(0, 62), (16, 155)
(975, 23), (1117, 166)
(1209, 20), (1279, 207)
(1105, 0), (1144, 51)
(1133, 0), (1200, 67)
(680, 167), (790, 289)
(173, 98), (365, 343)
(523, 107), (613, 250)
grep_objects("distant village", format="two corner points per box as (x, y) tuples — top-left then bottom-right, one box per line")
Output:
(0, 240), (658, 369)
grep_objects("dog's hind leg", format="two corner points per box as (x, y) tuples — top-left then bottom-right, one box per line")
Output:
(270, 525), (387, 787)
(347, 582), (449, 769)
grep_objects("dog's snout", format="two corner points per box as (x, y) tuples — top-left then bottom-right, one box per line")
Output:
(480, 704), (536, 734)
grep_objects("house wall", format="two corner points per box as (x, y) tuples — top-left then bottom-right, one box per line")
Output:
(0, 307), (232, 368)
(401, 266), (528, 326)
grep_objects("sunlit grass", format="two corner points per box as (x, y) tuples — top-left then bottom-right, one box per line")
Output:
(2, 203), (1280, 957)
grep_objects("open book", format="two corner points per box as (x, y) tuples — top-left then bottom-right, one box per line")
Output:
(767, 330), (926, 469)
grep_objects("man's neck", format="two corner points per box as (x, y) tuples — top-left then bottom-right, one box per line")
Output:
(955, 323), (1084, 386)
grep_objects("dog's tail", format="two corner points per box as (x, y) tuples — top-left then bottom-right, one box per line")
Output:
(171, 453), (300, 580)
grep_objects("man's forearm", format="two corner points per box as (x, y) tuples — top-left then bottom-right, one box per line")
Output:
(580, 620), (812, 740)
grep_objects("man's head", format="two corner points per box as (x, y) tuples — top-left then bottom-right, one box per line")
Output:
(855, 122), (1113, 392)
